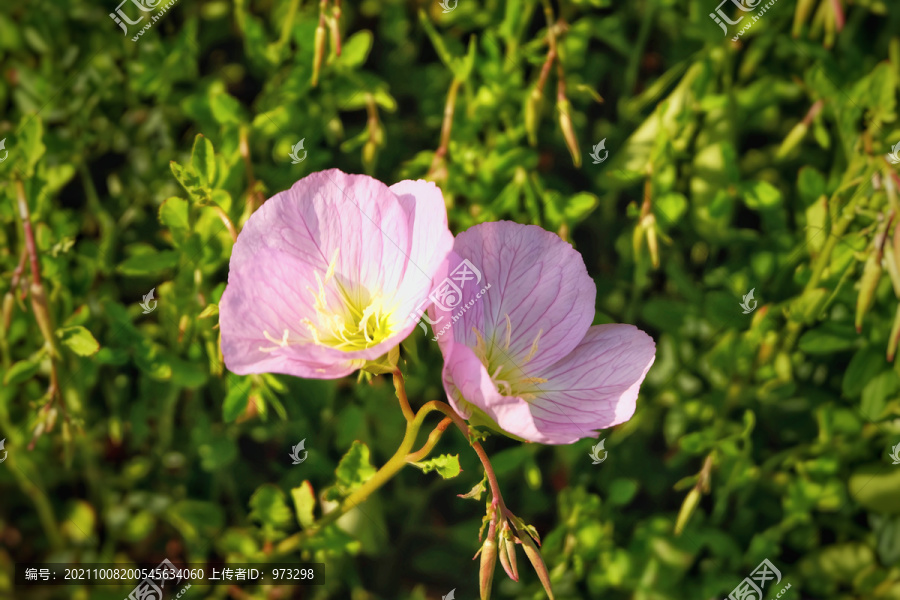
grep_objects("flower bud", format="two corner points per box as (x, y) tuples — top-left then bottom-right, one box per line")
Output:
(517, 529), (555, 600)
(479, 518), (499, 600)
(856, 252), (882, 332)
(362, 140), (377, 175)
(893, 222), (900, 280)
(888, 303), (900, 362)
(525, 87), (543, 147)
(675, 486), (701, 535)
(645, 214), (659, 269)
(792, 0), (816, 36)
(31, 283), (59, 358)
(312, 21), (327, 87)
(776, 121), (808, 159)
(557, 99), (581, 168)
(497, 521), (519, 581)
(2, 291), (13, 332)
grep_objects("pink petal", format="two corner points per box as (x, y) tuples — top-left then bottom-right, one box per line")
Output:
(434, 221), (596, 372)
(441, 342), (552, 443)
(220, 169), (452, 378)
(524, 324), (656, 442)
(389, 179), (455, 321)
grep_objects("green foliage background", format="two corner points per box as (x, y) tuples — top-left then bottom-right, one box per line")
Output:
(2, 0), (900, 598)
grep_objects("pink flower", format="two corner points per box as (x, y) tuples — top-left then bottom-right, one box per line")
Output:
(219, 169), (454, 379)
(432, 221), (655, 444)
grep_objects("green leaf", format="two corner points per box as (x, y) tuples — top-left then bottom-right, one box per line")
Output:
(210, 91), (246, 125)
(337, 31), (373, 69)
(62, 500), (96, 543)
(797, 323), (858, 355)
(198, 304), (219, 319)
(4, 357), (41, 385)
(169, 161), (207, 201)
(291, 481), (316, 529)
(159, 197), (190, 245)
(741, 180), (782, 209)
(56, 326), (100, 356)
(458, 475), (488, 501)
(842, 346), (890, 398)
(197, 434), (238, 472)
(860, 371), (899, 422)
(191, 134), (216, 187)
(412, 454), (461, 479)
(607, 478), (639, 506)
(849, 466), (900, 514)
(797, 167), (827, 206)
(222, 381), (251, 423)
(16, 115), (46, 177)
(134, 338), (172, 380)
(117, 249), (179, 276)
(249, 484), (294, 530)
(334, 441), (377, 495)
(563, 192), (599, 223)
(167, 500), (225, 547)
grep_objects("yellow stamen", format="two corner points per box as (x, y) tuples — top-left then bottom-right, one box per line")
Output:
(472, 327), (488, 361)
(324, 247), (339, 283)
(290, 246), (399, 352)
(504, 314), (512, 350)
(259, 328), (292, 353)
(524, 329), (542, 362)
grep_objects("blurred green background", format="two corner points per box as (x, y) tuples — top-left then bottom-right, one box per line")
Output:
(2, 0), (900, 598)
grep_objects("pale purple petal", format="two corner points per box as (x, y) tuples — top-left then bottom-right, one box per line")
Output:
(442, 324), (654, 444)
(389, 179), (455, 322)
(441, 343), (552, 443)
(524, 324), (656, 441)
(220, 169), (452, 379)
(437, 221), (596, 373)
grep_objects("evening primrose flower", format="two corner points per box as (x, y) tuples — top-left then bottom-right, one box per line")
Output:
(219, 169), (453, 379)
(432, 221), (655, 444)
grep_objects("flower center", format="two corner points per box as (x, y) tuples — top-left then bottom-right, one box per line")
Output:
(471, 315), (546, 399)
(259, 249), (400, 354)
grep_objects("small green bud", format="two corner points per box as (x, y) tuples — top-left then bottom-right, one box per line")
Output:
(525, 87), (543, 147)
(856, 253), (882, 332)
(557, 99), (581, 168)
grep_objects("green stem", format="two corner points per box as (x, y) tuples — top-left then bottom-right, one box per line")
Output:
(277, 0), (301, 50)
(406, 417), (452, 462)
(782, 188), (866, 350)
(425, 401), (509, 515)
(276, 400), (442, 554)
(393, 369), (415, 422)
(5, 451), (64, 550)
(393, 374), (509, 514)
